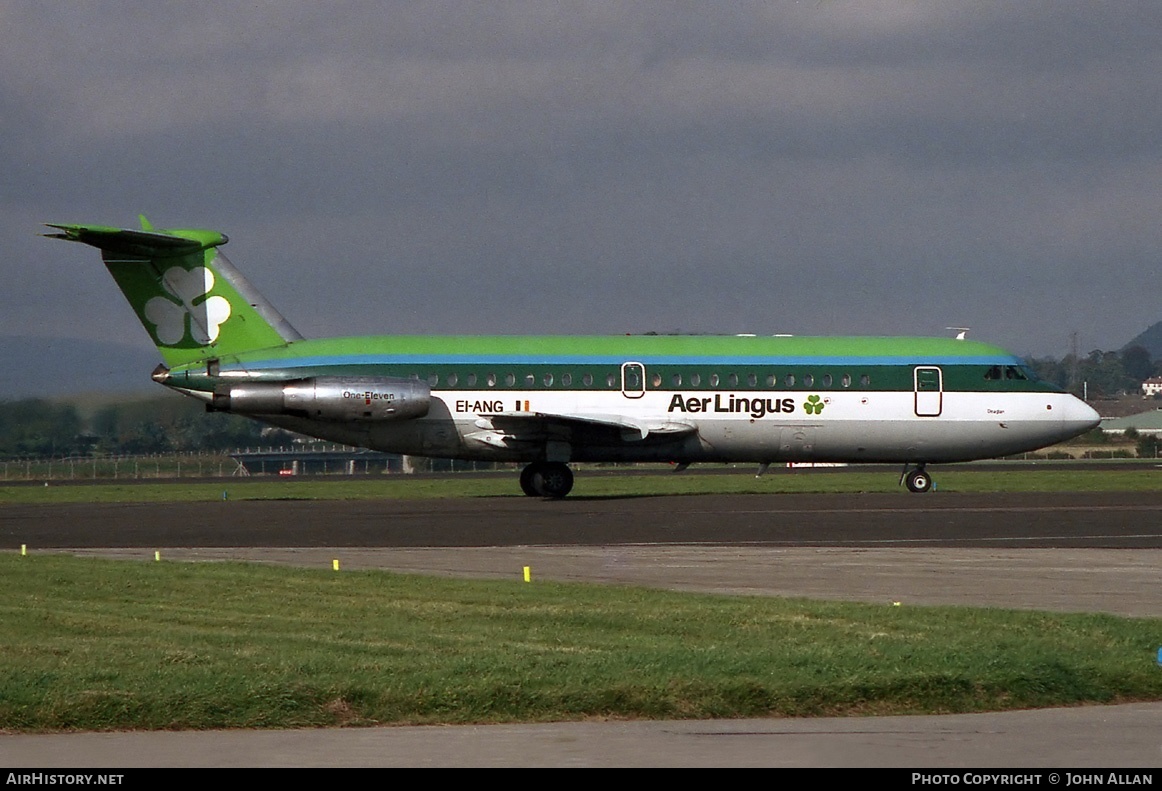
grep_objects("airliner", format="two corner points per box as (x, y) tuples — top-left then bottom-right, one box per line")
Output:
(45, 219), (1100, 498)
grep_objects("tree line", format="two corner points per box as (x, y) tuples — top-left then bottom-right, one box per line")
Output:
(0, 394), (266, 458)
(1024, 345), (1161, 400)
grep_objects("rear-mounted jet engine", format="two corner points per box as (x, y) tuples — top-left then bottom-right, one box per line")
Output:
(210, 377), (430, 421)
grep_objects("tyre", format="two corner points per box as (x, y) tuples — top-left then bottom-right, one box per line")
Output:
(532, 462), (574, 498)
(519, 464), (541, 497)
(906, 468), (932, 493)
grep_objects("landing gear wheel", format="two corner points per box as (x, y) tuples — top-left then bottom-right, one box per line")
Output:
(905, 468), (932, 493)
(519, 464), (541, 497)
(532, 462), (574, 499)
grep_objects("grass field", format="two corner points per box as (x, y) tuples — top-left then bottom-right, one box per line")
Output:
(2, 554), (1160, 732)
(2, 465), (1162, 503)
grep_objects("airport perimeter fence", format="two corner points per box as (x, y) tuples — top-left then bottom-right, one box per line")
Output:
(0, 451), (242, 481)
(4, 446), (1155, 482)
(1001, 449), (1142, 460)
(0, 447), (511, 482)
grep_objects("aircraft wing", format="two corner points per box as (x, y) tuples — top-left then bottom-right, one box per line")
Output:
(479, 410), (696, 441)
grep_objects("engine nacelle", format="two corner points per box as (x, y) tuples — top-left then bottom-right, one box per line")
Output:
(211, 377), (430, 422)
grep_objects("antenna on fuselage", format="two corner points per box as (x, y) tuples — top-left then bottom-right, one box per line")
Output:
(946, 327), (970, 341)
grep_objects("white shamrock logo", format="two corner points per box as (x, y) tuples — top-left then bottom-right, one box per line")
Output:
(143, 267), (231, 345)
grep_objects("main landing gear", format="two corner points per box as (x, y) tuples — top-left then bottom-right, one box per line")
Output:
(900, 463), (933, 493)
(519, 461), (575, 499)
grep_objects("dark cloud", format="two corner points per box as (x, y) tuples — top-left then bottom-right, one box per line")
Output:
(4, 1), (1162, 372)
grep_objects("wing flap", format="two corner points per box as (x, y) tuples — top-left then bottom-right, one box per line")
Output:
(480, 410), (696, 441)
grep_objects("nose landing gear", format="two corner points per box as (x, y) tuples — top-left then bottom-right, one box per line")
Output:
(901, 463), (933, 493)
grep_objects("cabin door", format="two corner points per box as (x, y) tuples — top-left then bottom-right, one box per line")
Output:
(914, 366), (943, 417)
(621, 362), (645, 399)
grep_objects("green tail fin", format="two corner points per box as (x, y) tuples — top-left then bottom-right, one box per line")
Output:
(44, 220), (302, 368)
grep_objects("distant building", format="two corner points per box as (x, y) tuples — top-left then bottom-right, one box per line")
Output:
(1101, 409), (1162, 435)
(1142, 377), (1162, 397)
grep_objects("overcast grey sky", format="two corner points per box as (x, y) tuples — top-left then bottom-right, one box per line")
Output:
(5, 1), (1162, 362)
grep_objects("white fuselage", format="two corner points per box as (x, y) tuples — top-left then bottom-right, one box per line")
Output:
(262, 387), (1100, 465)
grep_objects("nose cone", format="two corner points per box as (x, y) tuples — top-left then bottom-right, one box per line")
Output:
(1060, 396), (1101, 438)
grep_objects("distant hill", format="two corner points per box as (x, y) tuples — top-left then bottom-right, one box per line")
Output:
(0, 336), (160, 399)
(1122, 321), (1162, 358)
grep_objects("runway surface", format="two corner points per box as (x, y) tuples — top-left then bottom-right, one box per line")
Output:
(4, 489), (1161, 767)
(5, 491), (1162, 549)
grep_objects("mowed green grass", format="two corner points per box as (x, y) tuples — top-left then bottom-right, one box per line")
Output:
(2, 554), (1160, 732)
(2, 466), (1162, 504)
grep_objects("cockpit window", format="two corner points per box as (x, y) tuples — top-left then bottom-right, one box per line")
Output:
(986, 364), (1037, 382)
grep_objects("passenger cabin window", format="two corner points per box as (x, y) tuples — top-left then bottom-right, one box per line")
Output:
(672, 373), (682, 387)
(709, 373), (720, 387)
(466, 373), (477, 387)
(447, 373), (458, 387)
(822, 374), (833, 388)
(803, 374), (814, 387)
(690, 373), (702, 387)
(487, 373), (497, 387)
(841, 374), (851, 388)
(561, 373), (572, 386)
(785, 374), (795, 387)
(583, 373), (593, 386)
(859, 374), (870, 387)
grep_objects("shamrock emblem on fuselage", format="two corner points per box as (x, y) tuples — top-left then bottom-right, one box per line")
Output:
(143, 266), (231, 346)
(803, 394), (826, 415)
